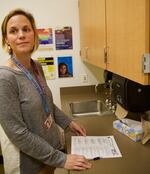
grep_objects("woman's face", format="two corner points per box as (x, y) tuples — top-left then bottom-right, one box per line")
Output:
(60, 65), (67, 75)
(5, 15), (35, 56)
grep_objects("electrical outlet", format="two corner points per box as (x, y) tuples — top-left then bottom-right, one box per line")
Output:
(80, 74), (88, 83)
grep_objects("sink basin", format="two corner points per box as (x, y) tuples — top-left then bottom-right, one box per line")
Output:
(69, 100), (111, 117)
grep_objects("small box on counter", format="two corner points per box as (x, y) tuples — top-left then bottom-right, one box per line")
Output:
(113, 119), (143, 142)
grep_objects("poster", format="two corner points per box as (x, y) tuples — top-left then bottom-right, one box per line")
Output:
(57, 56), (73, 78)
(37, 28), (53, 50)
(37, 57), (55, 80)
(55, 26), (73, 50)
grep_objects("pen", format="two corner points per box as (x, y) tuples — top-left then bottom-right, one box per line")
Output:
(89, 157), (101, 161)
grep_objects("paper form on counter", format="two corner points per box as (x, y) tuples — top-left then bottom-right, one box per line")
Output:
(71, 136), (122, 159)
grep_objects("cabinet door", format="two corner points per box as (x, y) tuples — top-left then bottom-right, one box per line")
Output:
(106, 0), (150, 85)
(79, 0), (106, 69)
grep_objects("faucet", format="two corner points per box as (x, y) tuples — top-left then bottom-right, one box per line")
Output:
(95, 83), (100, 94)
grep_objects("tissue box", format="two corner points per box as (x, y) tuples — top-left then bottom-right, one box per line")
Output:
(113, 119), (143, 142)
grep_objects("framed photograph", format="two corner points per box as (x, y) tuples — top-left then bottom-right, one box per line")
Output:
(57, 56), (73, 78)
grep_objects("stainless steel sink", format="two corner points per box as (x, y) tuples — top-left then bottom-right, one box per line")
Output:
(69, 100), (111, 117)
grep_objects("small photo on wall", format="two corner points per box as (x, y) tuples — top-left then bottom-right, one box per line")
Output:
(55, 26), (73, 50)
(37, 28), (53, 50)
(57, 56), (73, 78)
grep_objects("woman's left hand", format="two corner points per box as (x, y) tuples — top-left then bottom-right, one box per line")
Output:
(69, 121), (86, 136)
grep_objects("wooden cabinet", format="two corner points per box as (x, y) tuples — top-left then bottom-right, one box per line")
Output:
(79, 0), (150, 85)
(79, 0), (106, 69)
(106, 0), (150, 84)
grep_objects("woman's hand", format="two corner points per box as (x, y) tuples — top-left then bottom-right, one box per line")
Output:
(64, 154), (92, 170)
(69, 121), (86, 136)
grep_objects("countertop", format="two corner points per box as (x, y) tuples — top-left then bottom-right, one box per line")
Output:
(65, 115), (150, 174)
(61, 86), (150, 174)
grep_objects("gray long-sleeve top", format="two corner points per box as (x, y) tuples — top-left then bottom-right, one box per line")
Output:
(0, 61), (72, 174)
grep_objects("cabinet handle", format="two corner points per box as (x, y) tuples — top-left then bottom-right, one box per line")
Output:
(104, 47), (107, 63)
(104, 46), (110, 64)
(84, 47), (89, 60)
(80, 47), (89, 60)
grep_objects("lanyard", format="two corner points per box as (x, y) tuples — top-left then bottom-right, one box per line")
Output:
(11, 56), (49, 113)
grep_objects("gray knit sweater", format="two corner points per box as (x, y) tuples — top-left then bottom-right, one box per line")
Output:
(0, 61), (72, 174)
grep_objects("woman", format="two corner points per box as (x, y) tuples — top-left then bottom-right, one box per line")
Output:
(0, 9), (91, 174)
(58, 62), (72, 78)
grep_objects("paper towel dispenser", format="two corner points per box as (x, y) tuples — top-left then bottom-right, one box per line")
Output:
(112, 74), (150, 113)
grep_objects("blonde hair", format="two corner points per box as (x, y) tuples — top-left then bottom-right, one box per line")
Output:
(1, 8), (39, 55)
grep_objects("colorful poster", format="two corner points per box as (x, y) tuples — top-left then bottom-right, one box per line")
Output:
(37, 28), (53, 50)
(37, 57), (55, 80)
(55, 27), (73, 50)
(57, 56), (73, 78)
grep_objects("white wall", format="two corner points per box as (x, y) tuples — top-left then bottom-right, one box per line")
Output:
(0, 0), (103, 108)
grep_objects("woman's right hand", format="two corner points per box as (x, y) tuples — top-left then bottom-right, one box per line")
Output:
(64, 154), (92, 170)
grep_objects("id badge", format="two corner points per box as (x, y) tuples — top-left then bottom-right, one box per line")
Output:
(43, 114), (53, 129)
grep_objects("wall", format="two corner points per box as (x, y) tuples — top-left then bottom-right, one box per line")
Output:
(0, 0), (104, 108)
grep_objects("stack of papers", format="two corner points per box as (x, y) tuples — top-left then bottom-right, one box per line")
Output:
(71, 136), (122, 159)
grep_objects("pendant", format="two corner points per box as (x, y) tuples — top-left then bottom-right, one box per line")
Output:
(43, 114), (53, 129)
